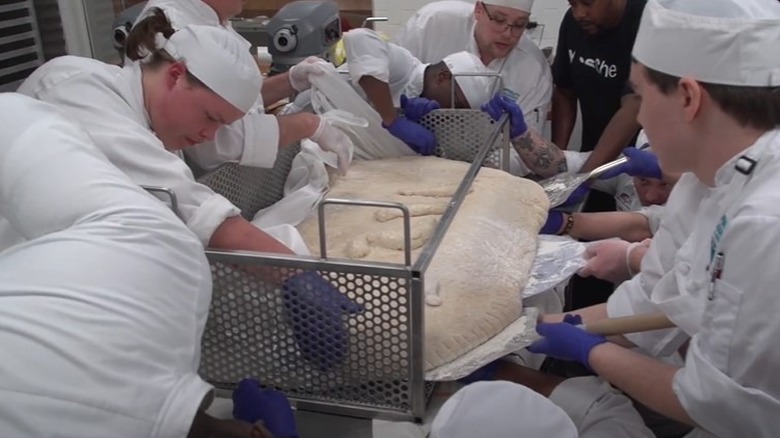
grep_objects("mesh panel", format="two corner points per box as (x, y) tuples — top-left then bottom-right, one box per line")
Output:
(197, 143), (301, 219)
(420, 109), (508, 168)
(199, 258), (421, 413)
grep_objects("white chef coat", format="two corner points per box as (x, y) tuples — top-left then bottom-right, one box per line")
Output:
(342, 28), (429, 106)
(607, 172), (708, 356)
(393, 0), (552, 135)
(136, 0), (280, 171)
(17, 56), (240, 245)
(610, 129), (780, 436)
(0, 93), (212, 438)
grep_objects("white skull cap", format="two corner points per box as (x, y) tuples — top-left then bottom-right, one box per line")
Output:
(443, 51), (499, 108)
(430, 381), (578, 438)
(483, 0), (534, 13)
(633, 0), (780, 86)
(162, 24), (261, 112)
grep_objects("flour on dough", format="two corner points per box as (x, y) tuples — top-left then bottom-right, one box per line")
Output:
(297, 156), (549, 371)
(374, 202), (448, 222)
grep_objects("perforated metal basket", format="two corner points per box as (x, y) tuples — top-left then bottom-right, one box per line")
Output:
(197, 109), (509, 420)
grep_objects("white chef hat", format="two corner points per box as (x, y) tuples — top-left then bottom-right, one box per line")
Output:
(443, 51), (499, 108)
(633, 0), (780, 87)
(430, 381), (578, 438)
(483, 0), (535, 14)
(161, 24), (261, 112)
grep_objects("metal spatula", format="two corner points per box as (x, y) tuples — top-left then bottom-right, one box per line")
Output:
(539, 156), (628, 208)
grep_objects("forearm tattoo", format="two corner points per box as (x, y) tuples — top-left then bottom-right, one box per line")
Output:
(512, 131), (567, 178)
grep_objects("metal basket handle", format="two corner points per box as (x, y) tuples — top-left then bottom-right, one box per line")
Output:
(318, 199), (413, 266)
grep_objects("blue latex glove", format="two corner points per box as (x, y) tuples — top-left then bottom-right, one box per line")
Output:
(232, 379), (299, 438)
(282, 272), (363, 372)
(599, 147), (662, 180)
(541, 210), (564, 234)
(558, 183), (590, 208)
(400, 94), (440, 122)
(459, 360), (501, 384)
(562, 313), (583, 325)
(481, 93), (528, 139)
(384, 117), (437, 156)
(527, 321), (607, 368)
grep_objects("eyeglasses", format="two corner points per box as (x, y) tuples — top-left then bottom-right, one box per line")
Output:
(481, 3), (527, 36)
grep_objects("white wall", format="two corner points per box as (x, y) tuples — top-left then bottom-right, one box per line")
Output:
(372, 0), (571, 54)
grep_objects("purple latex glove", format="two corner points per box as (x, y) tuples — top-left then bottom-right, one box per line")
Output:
(282, 272), (363, 372)
(527, 321), (607, 368)
(481, 93), (528, 139)
(384, 117), (437, 155)
(541, 210), (564, 234)
(232, 379), (299, 438)
(459, 360), (501, 384)
(559, 183), (590, 208)
(600, 147), (662, 180)
(400, 94), (440, 122)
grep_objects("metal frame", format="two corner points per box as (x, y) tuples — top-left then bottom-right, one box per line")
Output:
(318, 199), (413, 266)
(198, 111), (510, 421)
(141, 186), (180, 219)
(448, 72), (508, 170)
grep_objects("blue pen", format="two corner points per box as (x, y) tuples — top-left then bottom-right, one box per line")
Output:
(708, 252), (725, 300)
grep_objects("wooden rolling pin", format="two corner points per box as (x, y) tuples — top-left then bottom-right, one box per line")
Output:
(581, 313), (675, 336)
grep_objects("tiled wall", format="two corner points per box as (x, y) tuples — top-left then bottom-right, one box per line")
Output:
(373, 0), (571, 54)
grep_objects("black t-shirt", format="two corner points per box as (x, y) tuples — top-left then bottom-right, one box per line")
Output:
(552, 0), (647, 151)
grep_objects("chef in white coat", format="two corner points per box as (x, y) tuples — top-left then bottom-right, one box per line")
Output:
(18, 14), (296, 255)
(18, 15), (362, 374)
(344, 29), (497, 110)
(346, 27), (584, 179)
(395, 0), (550, 133)
(0, 92), (211, 437)
(0, 93), (297, 438)
(530, 0), (780, 436)
(394, 1), (566, 177)
(132, 0), (350, 173)
(343, 28), (496, 155)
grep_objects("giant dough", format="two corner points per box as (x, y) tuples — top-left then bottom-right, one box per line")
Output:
(297, 156), (549, 371)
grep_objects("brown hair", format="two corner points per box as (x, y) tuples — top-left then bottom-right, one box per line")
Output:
(124, 7), (175, 65)
(641, 63), (780, 131)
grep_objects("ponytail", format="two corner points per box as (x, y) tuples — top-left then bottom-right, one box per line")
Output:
(125, 7), (175, 65)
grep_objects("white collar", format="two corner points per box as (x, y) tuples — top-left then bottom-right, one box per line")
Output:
(403, 63), (429, 99)
(118, 62), (153, 130)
